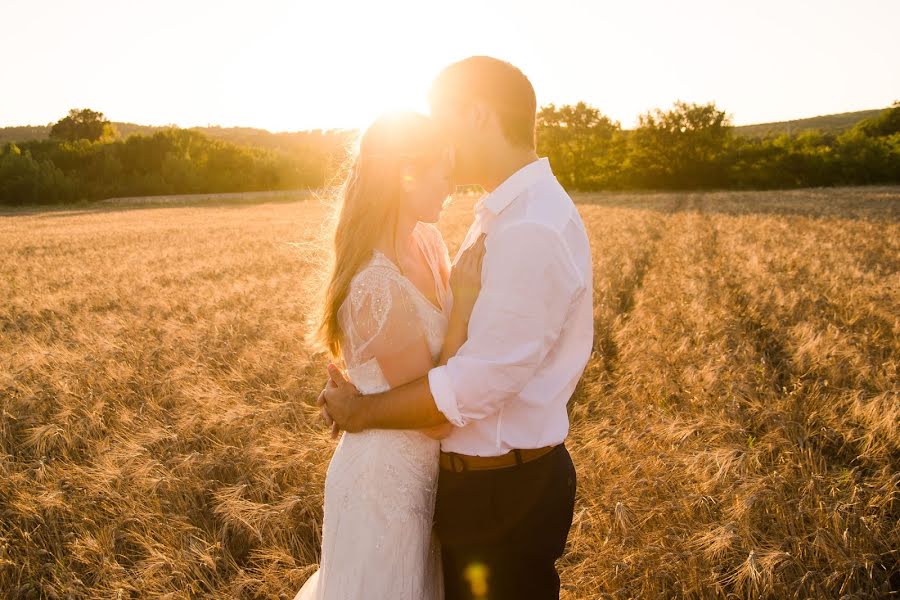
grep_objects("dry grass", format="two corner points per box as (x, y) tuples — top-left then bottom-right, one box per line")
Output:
(1, 186), (897, 599)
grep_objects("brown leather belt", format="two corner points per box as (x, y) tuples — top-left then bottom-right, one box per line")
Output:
(439, 445), (558, 473)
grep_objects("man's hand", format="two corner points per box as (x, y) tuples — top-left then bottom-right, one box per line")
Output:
(319, 363), (365, 433)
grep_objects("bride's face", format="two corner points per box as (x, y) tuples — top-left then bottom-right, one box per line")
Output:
(401, 151), (453, 224)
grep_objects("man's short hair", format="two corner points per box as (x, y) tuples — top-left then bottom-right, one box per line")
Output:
(429, 56), (537, 150)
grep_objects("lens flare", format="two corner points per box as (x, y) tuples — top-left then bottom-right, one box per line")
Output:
(464, 561), (489, 598)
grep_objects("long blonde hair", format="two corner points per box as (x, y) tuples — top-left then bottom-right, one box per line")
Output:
(313, 111), (445, 359)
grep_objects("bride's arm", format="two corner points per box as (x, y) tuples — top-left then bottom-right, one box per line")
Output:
(416, 234), (486, 439)
(415, 314), (468, 439)
(414, 315), (470, 440)
(437, 233), (486, 366)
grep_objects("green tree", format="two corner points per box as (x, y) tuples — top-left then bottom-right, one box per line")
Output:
(49, 108), (118, 143)
(856, 101), (900, 138)
(628, 101), (732, 189)
(0, 143), (76, 205)
(537, 102), (624, 190)
(834, 128), (899, 184)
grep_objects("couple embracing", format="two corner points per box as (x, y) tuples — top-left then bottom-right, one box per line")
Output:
(295, 55), (593, 600)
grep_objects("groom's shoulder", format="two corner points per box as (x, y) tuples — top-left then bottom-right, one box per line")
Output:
(505, 177), (576, 234)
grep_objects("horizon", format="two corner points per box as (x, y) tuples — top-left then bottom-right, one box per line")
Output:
(1, 105), (892, 136)
(4, 0), (900, 132)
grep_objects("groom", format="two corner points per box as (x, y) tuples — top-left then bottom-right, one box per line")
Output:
(320, 56), (593, 600)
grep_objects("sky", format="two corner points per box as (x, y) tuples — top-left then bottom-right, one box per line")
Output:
(3, 0), (899, 132)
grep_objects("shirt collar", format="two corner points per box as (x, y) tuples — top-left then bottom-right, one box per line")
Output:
(474, 157), (553, 217)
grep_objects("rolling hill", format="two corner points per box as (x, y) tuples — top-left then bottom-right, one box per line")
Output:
(732, 108), (886, 137)
(0, 122), (354, 157)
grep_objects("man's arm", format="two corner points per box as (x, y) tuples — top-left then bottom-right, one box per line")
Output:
(323, 365), (445, 432)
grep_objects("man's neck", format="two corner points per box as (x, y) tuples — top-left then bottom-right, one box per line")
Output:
(481, 147), (540, 192)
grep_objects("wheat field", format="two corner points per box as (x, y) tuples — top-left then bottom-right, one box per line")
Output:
(1, 187), (898, 599)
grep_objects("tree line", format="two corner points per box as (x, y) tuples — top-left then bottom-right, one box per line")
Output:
(0, 109), (353, 206)
(537, 101), (900, 191)
(2, 103), (899, 206)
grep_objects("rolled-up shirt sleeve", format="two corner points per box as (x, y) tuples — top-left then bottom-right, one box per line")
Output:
(428, 220), (585, 427)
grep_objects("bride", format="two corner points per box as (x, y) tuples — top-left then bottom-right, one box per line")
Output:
(294, 111), (485, 600)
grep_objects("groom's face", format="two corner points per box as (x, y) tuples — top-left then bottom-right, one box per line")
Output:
(430, 99), (482, 187)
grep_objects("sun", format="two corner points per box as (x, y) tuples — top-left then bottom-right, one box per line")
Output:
(337, 64), (434, 132)
(217, 4), (444, 133)
(223, 45), (438, 133)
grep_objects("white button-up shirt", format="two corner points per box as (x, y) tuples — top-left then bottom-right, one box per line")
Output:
(428, 157), (593, 457)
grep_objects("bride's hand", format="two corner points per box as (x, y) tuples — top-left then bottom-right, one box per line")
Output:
(450, 233), (486, 320)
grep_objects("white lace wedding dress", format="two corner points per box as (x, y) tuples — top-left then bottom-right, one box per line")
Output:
(294, 222), (451, 600)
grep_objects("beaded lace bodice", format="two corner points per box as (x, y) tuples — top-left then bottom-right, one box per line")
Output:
(337, 222), (451, 389)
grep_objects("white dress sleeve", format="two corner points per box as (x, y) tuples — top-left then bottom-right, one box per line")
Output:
(337, 261), (429, 394)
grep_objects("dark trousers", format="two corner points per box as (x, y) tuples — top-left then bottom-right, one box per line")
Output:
(434, 443), (577, 600)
